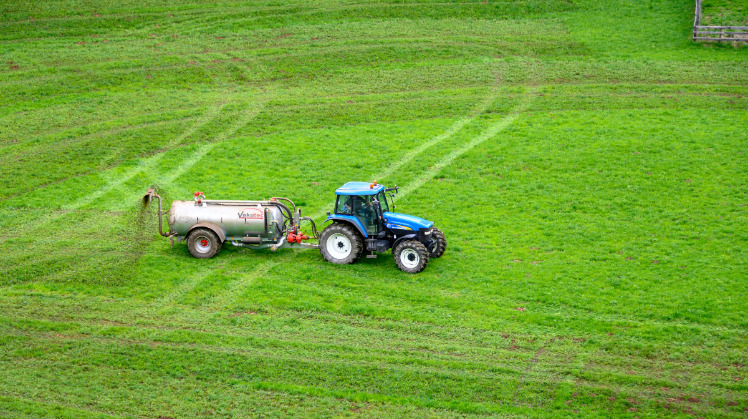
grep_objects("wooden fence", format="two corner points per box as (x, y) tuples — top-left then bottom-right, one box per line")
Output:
(693, 0), (748, 42)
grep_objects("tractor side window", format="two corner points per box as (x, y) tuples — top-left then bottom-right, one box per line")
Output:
(336, 196), (353, 215)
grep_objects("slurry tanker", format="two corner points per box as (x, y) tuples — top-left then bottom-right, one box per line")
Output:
(144, 182), (446, 273)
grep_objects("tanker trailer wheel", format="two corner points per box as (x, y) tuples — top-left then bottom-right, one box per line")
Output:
(319, 223), (363, 265)
(429, 227), (447, 258)
(394, 240), (429, 274)
(186, 228), (221, 259)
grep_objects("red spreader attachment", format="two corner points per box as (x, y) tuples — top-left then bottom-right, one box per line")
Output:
(287, 226), (309, 244)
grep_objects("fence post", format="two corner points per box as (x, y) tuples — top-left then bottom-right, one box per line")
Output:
(693, 0), (701, 40)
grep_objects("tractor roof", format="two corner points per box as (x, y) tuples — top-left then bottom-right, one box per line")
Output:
(335, 182), (385, 196)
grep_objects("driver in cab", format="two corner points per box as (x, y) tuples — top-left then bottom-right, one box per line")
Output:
(339, 195), (372, 216)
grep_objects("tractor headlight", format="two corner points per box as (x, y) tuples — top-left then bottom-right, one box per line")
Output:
(424, 230), (431, 235)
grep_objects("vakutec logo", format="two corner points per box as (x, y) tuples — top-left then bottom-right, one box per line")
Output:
(238, 208), (263, 220)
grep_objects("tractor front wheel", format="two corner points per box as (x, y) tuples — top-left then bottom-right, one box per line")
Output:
(394, 240), (429, 273)
(429, 227), (447, 258)
(320, 223), (363, 265)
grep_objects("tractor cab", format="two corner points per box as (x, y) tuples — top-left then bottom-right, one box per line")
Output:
(332, 182), (388, 236)
(320, 181), (446, 273)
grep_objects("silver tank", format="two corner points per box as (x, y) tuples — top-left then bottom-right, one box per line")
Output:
(169, 200), (285, 240)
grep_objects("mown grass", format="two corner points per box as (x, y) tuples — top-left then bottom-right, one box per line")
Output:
(1, 0), (746, 417)
(701, 0), (747, 26)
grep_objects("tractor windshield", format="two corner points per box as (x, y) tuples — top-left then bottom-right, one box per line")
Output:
(376, 191), (389, 212)
(336, 195), (380, 235)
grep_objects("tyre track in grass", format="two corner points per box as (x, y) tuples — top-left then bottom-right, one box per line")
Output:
(0, 298), (740, 392)
(1, 325), (534, 384)
(143, 97), (267, 192)
(398, 86), (536, 198)
(0, 348), (538, 417)
(2, 103), (222, 210)
(2, 92), (265, 285)
(0, 115), (197, 200)
(0, 100), (261, 257)
(0, 106), (203, 150)
(32, 99), (253, 213)
(0, 297), (544, 359)
(0, 2), (297, 27)
(5, 324), (723, 416)
(372, 90), (497, 183)
(1, 295), (742, 413)
(208, 88), (536, 312)
(205, 90), (500, 311)
(0, 320), (549, 404)
(106, 99), (270, 299)
(154, 260), (228, 306)
(0, 325), (572, 409)
(0, 123), (210, 279)
(0, 394), (122, 419)
(206, 253), (298, 310)
(59, 100), (269, 285)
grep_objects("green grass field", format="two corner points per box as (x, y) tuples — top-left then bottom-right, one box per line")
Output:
(1, 0), (747, 417)
(701, 0), (747, 25)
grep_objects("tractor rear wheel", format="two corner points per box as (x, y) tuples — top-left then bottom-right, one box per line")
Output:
(320, 223), (363, 265)
(394, 240), (429, 273)
(429, 227), (447, 258)
(187, 228), (221, 259)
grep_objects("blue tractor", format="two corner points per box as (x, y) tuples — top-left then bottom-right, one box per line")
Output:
(319, 182), (446, 273)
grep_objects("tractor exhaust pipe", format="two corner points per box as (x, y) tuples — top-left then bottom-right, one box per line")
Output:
(143, 187), (172, 238)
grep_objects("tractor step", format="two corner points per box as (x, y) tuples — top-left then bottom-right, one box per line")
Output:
(366, 251), (377, 258)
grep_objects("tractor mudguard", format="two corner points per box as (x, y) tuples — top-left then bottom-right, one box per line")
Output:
(392, 234), (418, 251)
(325, 215), (368, 238)
(187, 222), (226, 243)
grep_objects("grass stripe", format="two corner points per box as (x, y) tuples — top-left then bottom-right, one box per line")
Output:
(0, 395), (120, 418)
(399, 86), (536, 198)
(374, 89), (497, 184)
(208, 252), (298, 310)
(203, 92), (497, 308)
(154, 264), (223, 305)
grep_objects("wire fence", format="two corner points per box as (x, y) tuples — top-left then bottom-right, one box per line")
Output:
(693, 0), (748, 42)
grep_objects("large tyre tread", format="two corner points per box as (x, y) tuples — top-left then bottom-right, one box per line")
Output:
(187, 228), (221, 259)
(430, 227), (447, 258)
(319, 223), (364, 265)
(394, 240), (429, 274)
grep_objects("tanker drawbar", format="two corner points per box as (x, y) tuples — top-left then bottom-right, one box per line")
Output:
(143, 188), (319, 258)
